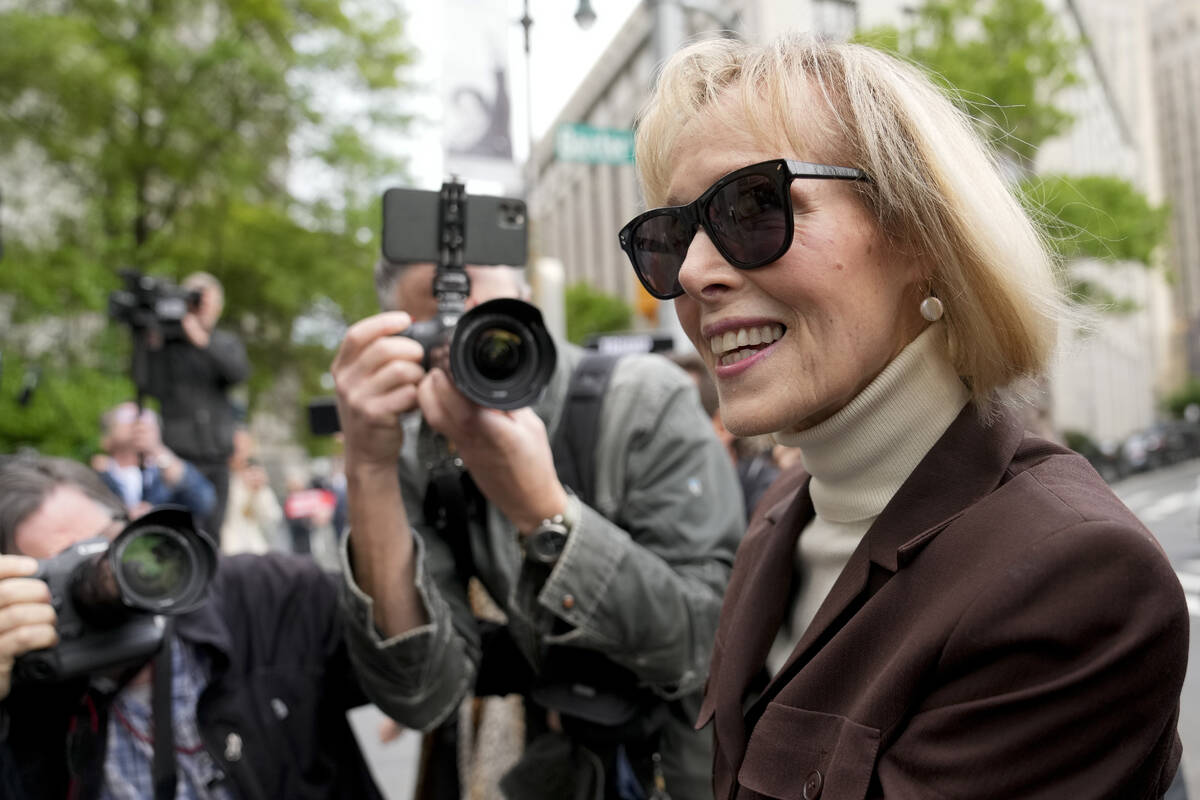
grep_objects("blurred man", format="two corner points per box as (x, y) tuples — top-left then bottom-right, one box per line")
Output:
(0, 454), (386, 800)
(331, 258), (743, 799)
(97, 400), (216, 523)
(144, 272), (250, 536)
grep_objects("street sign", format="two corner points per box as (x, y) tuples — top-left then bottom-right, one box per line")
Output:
(555, 123), (634, 165)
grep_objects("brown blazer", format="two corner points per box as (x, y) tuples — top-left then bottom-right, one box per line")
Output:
(699, 405), (1189, 800)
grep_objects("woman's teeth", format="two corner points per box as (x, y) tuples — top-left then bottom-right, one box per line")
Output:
(710, 324), (784, 367)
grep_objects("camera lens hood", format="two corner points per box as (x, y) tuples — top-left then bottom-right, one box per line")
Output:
(450, 298), (557, 411)
(107, 505), (217, 615)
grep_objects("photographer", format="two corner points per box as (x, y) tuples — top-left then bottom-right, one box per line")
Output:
(332, 257), (743, 799)
(0, 454), (386, 800)
(97, 400), (217, 522)
(143, 272), (250, 537)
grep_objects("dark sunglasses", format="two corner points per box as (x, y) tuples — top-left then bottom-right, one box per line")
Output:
(618, 158), (871, 300)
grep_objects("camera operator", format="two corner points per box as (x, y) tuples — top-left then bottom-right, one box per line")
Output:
(97, 400), (217, 522)
(144, 272), (250, 538)
(0, 454), (387, 800)
(332, 257), (744, 799)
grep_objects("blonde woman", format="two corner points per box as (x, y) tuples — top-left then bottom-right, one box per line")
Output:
(621, 34), (1188, 799)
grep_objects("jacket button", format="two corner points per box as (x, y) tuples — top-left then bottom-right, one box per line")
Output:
(561, 594), (575, 610)
(803, 769), (823, 799)
(224, 732), (243, 762)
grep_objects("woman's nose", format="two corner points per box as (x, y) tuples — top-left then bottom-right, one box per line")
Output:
(677, 229), (742, 300)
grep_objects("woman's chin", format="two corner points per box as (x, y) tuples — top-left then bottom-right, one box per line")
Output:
(719, 409), (783, 439)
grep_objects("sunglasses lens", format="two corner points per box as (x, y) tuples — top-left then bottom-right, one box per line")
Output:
(631, 213), (692, 297)
(706, 173), (789, 266)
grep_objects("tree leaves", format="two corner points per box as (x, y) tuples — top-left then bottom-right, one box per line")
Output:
(0, 0), (416, 455)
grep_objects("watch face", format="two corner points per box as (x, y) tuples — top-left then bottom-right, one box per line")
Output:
(528, 524), (568, 564)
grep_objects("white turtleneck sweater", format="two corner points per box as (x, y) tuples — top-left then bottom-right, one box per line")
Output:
(765, 325), (971, 675)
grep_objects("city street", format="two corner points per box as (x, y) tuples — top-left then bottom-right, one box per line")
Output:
(1111, 458), (1200, 794)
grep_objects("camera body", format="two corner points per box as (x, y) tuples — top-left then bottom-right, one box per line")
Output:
(13, 506), (218, 685)
(108, 269), (203, 338)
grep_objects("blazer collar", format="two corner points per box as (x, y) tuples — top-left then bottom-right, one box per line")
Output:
(868, 402), (1025, 571)
(754, 402), (1025, 703)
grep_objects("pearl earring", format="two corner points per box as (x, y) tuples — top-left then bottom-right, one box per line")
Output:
(920, 293), (944, 322)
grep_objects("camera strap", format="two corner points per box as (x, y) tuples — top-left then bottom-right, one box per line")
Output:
(551, 352), (622, 508)
(151, 619), (177, 800)
(422, 444), (483, 585)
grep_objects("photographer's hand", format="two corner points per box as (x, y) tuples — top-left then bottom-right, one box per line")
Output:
(0, 556), (58, 701)
(181, 312), (211, 349)
(419, 367), (568, 534)
(332, 312), (431, 637)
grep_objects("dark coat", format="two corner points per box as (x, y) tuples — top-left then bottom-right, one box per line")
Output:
(145, 329), (249, 465)
(1, 553), (383, 800)
(699, 405), (1189, 800)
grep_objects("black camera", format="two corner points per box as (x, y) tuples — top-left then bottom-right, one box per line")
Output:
(309, 179), (556, 433)
(386, 179), (556, 411)
(108, 269), (203, 338)
(403, 297), (556, 411)
(13, 506), (217, 684)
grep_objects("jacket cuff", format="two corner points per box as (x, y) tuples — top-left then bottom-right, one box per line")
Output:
(513, 497), (625, 642)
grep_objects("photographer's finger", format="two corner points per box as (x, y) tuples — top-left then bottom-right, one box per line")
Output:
(0, 556), (39, 581)
(334, 312), (414, 368)
(0, 600), (57, 637)
(419, 369), (481, 437)
(349, 384), (420, 428)
(334, 332), (425, 397)
(0, 621), (59, 661)
(342, 360), (425, 423)
(0, 577), (51, 611)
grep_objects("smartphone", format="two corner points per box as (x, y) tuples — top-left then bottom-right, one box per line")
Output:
(381, 188), (528, 267)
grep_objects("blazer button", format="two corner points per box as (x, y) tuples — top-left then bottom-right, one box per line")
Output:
(224, 732), (243, 762)
(803, 769), (823, 799)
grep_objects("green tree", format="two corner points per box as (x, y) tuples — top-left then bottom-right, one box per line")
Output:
(856, 0), (1079, 170)
(565, 283), (633, 346)
(1019, 174), (1170, 307)
(857, 0), (1167, 307)
(0, 0), (415, 454)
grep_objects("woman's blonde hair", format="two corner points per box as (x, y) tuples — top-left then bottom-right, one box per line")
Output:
(634, 33), (1070, 411)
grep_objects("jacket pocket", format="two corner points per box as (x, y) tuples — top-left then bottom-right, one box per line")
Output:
(738, 703), (879, 800)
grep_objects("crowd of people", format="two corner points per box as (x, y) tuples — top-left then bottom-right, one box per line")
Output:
(0, 31), (1192, 800)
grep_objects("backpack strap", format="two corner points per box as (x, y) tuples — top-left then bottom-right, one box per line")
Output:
(551, 352), (622, 508)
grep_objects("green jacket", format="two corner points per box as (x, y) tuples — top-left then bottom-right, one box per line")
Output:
(340, 342), (744, 798)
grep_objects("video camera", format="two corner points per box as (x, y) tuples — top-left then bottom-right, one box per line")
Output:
(108, 269), (203, 339)
(13, 506), (217, 685)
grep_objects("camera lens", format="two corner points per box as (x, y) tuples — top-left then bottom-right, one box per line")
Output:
(105, 508), (217, 615)
(116, 529), (195, 602)
(450, 298), (557, 411)
(472, 328), (524, 381)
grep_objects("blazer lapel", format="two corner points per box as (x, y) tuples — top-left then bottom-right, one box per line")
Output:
(757, 529), (871, 699)
(713, 479), (814, 769)
(754, 404), (1027, 704)
(867, 404), (1026, 572)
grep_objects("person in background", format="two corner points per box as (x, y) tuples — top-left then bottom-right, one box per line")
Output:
(283, 468), (341, 571)
(622, 33), (1188, 798)
(0, 453), (386, 799)
(144, 271), (250, 537)
(97, 400), (216, 523)
(219, 426), (286, 555)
